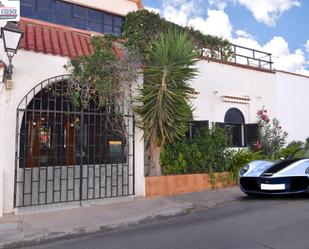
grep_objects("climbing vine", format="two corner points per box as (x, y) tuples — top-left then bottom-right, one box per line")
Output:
(122, 10), (233, 62)
(64, 35), (139, 134)
(64, 10), (233, 137)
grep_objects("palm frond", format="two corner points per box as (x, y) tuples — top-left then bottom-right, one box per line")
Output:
(135, 31), (199, 146)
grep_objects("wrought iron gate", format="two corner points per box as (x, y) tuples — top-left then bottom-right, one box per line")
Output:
(14, 75), (135, 207)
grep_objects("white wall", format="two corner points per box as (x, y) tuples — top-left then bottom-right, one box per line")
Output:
(0, 49), (68, 216)
(63, 0), (139, 16)
(191, 60), (277, 124)
(276, 71), (309, 143)
(0, 49), (145, 216)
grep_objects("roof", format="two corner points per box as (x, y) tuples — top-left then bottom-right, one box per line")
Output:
(203, 57), (276, 74)
(275, 70), (309, 79)
(60, 0), (143, 17)
(19, 18), (125, 60)
(128, 0), (144, 9)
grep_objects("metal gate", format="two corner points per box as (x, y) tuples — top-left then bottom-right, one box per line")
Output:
(14, 75), (135, 207)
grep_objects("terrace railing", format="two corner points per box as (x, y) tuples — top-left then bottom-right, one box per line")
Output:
(203, 43), (273, 70)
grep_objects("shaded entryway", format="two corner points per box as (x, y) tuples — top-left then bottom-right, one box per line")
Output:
(14, 75), (134, 207)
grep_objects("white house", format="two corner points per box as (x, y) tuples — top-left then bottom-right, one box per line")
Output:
(276, 71), (309, 143)
(0, 0), (144, 217)
(1, 0), (309, 217)
(190, 57), (309, 148)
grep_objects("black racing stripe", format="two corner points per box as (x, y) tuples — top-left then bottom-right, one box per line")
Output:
(262, 159), (302, 175)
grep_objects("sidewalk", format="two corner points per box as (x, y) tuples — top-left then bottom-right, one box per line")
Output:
(0, 187), (242, 249)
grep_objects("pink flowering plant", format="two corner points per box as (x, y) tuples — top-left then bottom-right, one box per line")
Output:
(254, 109), (288, 158)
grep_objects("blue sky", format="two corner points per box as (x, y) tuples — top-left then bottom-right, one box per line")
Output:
(143, 0), (309, 74)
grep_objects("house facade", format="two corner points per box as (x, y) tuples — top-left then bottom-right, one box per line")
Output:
(190, 59), (309, 148)
(0, 0), (144, 217)
(1, 0), (309, 217)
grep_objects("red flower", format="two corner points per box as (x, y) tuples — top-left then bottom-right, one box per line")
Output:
(254, 140), (262, 150)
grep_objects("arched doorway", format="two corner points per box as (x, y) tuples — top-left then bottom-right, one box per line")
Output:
(224, 108), (245, 147)
(14, 75), (134, 207)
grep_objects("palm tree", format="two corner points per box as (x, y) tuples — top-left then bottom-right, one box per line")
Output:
(135, 31), (199, 176)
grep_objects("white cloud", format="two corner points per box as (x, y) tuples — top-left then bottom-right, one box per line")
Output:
(145, 6), (161, 14)
(263, 37), (308, 74)
(162, 2), (196, 26)
(189, 9), (232, 39)
(232, 34), (309, 75)
(305, 40), (309, 54)
(208, 0), (227, 10)
(207, 0), (300, 27)
(235, 30), (253, 39)
(157, 0), (308, 75)
(233, 0), (301, 27)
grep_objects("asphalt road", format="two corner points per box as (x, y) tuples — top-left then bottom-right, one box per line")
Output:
(23, 195), (309, 249)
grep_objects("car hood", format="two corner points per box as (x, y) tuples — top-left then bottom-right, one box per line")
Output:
(244, 160), (274, 176)
(244, 159), (309, 177)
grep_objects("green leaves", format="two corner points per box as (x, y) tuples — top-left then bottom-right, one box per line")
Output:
(65, 36), (139, 110)
(160, 126), (231, 175)
(123, 9), (232, 63)
(135, 31), (198, 147)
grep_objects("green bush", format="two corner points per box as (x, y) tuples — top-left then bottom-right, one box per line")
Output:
(254, 109), (288, 158)
(122, 10), (232, 63)
(160, 126), (230, 175)
(278, 140), (304, 159)
(227, 149), (262, 182)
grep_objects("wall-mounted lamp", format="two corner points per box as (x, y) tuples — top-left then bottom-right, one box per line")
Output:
(0, 22), (23, 88)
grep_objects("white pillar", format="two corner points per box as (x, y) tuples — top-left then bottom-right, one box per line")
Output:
(0, 85), (5, 217)
(134, 125), (145, 196)
(132, 73), (145, 196)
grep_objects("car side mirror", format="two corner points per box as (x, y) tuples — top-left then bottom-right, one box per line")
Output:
(280, 157), (285, 161)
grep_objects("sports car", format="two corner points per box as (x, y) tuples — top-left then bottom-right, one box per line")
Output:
(239, 147), (309, 195)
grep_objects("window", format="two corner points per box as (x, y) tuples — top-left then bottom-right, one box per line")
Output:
(72, 5), (88, 29)
(55, 1), (72, 26)
(225, 124), (243, 147)
(216, 108), (259, 147)
(187, 120), (209, 139)
(20, 0), (125, 35)
(245, 123), (259, 146)
(21, 0), (36, 17)
(224, 108), (245, 147)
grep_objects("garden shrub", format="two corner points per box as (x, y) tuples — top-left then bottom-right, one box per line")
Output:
(253, 109), (288, 159)
(278, 140), (304, 159)
(227, 149), (262, 182)
(160, 126), (230, 175)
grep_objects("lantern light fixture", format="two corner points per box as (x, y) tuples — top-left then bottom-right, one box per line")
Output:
(0, 21), (23, 85)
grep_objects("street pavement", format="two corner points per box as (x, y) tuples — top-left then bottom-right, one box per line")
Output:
(23, 194), (309, 249)
(0, 187), (241, 249)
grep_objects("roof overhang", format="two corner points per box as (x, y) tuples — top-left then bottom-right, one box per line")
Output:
(61, 0), (143, 17)
(19, 18), (125, 60)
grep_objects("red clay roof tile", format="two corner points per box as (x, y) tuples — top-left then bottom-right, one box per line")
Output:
(19, 22), (27, 49)
(50, 29), (61, 55)
(79, 35), (91, 56)
(19, 19), (126, 60)
(57, 29), (70, 57)
(19, 19), (92, 58)
(72, 32), (83, 57)
(35, 25), (44, 53)
(26, 25), (36, 51)
(65, 31), (77, 58)
(43, 27), (53, 54)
